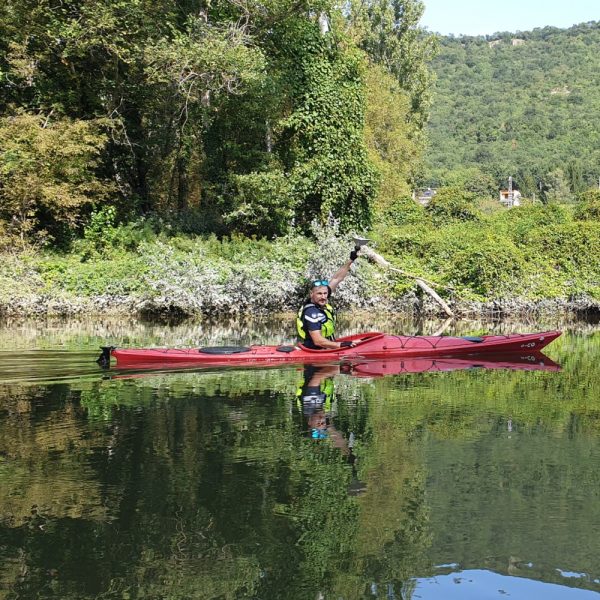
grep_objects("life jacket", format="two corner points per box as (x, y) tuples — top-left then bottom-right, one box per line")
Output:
(296, 378), (334, 411)
(296, 302), (336, 342)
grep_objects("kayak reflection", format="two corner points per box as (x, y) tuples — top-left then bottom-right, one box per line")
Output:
(346, 352), (561, 377)
(108, 351), (560, 380)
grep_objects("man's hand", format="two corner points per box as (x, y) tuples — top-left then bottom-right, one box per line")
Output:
(350, 248), (360, 261)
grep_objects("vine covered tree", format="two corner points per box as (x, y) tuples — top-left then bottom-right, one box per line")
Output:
(0, 0), (434, 244)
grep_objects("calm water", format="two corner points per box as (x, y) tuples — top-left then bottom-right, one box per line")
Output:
(0, 316), (599, 600)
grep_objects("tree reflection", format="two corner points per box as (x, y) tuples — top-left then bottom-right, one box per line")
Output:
(1, 329), (599, 598)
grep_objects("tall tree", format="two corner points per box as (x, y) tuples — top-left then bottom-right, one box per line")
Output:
(347, 0), (437, 132)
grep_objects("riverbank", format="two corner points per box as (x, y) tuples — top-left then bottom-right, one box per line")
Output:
(2, 203), (598, 319)
(1, 283), (598, 320)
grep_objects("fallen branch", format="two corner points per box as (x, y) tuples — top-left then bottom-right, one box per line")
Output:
(360, 245), (454, 317)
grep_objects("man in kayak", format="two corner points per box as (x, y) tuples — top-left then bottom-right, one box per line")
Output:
(296, 248), (360, 349)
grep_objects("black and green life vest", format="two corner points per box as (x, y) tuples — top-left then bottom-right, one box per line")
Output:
(296, 378), (334, 411)
(296, 302), (336, 343)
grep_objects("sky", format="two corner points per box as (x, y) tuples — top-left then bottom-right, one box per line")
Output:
(419, 0), (599, 36)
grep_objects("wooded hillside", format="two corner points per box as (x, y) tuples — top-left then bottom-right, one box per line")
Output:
(424, 21), (600, 199)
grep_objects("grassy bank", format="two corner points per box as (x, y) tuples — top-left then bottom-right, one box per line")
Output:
(1, 202), (599, 318)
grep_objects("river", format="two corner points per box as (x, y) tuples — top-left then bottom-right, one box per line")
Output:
(0, 315), (599, 599)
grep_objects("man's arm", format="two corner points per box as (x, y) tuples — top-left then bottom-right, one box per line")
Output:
(328, 259), (354, 292)
(309, 329), (353, 349)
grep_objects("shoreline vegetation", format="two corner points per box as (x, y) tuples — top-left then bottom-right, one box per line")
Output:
(2, 207), (599, 320)
(1, 4), (598, 318)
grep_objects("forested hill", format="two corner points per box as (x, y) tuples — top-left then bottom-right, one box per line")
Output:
(424, 21), (600, 198)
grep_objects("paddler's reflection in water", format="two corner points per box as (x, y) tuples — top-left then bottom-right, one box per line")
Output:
(296, 364), (366, 496)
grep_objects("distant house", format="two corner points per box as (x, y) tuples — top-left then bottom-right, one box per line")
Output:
(488, 38), (524, 48)
(413, 187), (437, 206)
(499, 189), (521, 206)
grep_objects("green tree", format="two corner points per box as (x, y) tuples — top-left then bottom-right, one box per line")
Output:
(221, 170), (294, 237)
(433, 167), (497, 197)
(365, 63), (417, 213)
(545, 168), (573, 204)
(566, 159), (585, 195)
(348, 0), (437, 132)
(280, 19), (378, 233)
(0, 112), (110, 246)
(425, 186), (480, 225)
(143, 16), (267, 212)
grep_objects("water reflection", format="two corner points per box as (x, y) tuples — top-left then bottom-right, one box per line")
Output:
(0, 318), (599, 599)
(414, 569), (600, 600)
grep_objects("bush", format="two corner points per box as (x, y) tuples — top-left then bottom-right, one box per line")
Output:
(82, 206), (117, 253)
(494, 203), (571, 245)
(378, 224), (434, 258)
(0, 220), (21, 252)
(574, 189), (600, 221)
(525, 222), (600, 273)
(0, 112), (111, 247)
(222, 171), (295, 238)
(380, 195), (427, 226)
(79, 208), (158, 256)
(425, 186), (481, 225)
(38, 251), (149, 296)
(433, 229), (527, 297)
(434, 166), (497, 197)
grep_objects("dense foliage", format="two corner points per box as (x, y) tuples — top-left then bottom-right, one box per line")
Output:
(424, 21), (600, 197)
(2, 6), (599, 311)
(1, 200), (598, 317)
(0, 0), (432, 245)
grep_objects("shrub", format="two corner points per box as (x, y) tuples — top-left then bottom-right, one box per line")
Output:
(82, 206), (117, 253)
(0, 112), (111, 247)
(38, 251), (149, 296)
(525, 222), (600, 274)
(0, 220), (21, 252)
(222, 171), (295, 238)
(421, 226), (526, 297)
(380, 195), (427, 226)
(425, 186), (481, 225)
(494, 203), (571, 245)
(378, 224), (434, 258)
(574, 189), (600, 221)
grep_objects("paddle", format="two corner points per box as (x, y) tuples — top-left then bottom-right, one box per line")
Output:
(353, 236), (455, 318)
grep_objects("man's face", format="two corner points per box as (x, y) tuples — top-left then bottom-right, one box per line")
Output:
(308, 411), (327, 430)
(310, 285), (329, 307)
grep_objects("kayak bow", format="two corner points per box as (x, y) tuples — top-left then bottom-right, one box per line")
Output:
(103, 330), (561, 368)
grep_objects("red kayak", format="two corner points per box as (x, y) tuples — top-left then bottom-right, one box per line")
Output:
(102, 330), (561, 368)
(106, 352), (560, 379)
